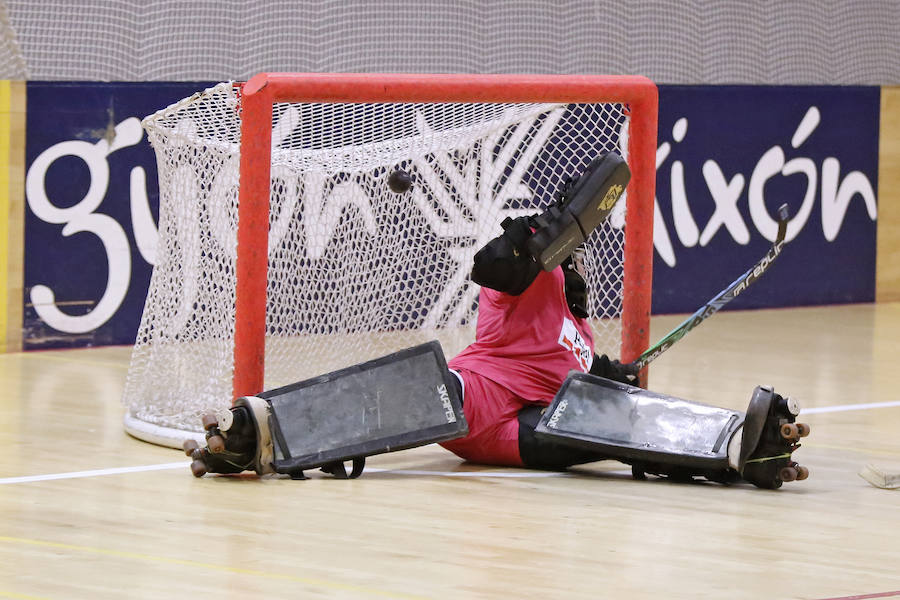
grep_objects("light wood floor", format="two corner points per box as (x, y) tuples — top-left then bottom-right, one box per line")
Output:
(2, 303), (900, 600)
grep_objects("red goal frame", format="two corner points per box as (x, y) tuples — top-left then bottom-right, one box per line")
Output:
(234, 72), (658, 399)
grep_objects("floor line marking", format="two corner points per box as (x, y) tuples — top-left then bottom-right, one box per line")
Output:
(802, 400), (900, 415)
(0, 591), (50, 600)
(365, 468), (571, 478)
(815, 591), (900, 600)
(0, 536), (426, 600)
(0, 462), (574, 485)
(0, 462), (187, 484)
(2, 399), (896, 485)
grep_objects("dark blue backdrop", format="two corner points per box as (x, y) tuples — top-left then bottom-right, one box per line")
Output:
(24, 82), (212, 348)
(651, 86), (878, 313)
(21, 83), (881, 349)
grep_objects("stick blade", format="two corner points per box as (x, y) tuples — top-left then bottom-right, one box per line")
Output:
(859, 464), (900, 489)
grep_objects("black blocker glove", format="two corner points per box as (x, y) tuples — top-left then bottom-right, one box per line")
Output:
(589, 353), (640, 386)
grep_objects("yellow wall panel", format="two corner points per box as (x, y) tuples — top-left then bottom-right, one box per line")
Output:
(877, 87), (900, 302)
(0, 80), (24, 352)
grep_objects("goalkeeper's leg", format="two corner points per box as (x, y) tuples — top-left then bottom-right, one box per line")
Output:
(471, 151), (630, 297)
(531, 373), (812, 489)
(183, 341), (467, 479)
(438, 368), (605, 469)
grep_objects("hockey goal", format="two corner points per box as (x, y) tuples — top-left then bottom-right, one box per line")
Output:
(123, 73), (657, 447)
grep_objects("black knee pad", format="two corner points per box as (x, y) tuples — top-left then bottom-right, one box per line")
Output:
(517, 405), (603, 470)
(471, 217), (541, 295)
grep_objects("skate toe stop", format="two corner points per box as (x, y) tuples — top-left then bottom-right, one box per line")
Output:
(785, 396), (801, 416)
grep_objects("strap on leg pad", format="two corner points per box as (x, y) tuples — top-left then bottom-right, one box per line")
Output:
(320, 458), (366, 479)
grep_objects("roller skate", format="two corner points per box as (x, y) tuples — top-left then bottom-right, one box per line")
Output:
(182, 396), (275, 477)
(737, 385), (810, 489)
(525, 151), (630, 271)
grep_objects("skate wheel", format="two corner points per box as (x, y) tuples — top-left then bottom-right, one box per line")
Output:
(796, 423), (810, 437)
(779, 466), (798, 482)
(780, 423), (800, 440)
(190, 459), (208, 477)
(201, 413), (219, 431)
(207, 434), (225, 454)
(795, 465), (809, 480)
(183, 439), (199, 457)
(190, 447), (204, 461)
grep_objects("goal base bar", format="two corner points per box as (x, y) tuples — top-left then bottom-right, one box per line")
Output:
(123, 412), (204, 449)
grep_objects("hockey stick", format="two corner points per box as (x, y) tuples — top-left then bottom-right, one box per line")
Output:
(627, 203), (790, 372)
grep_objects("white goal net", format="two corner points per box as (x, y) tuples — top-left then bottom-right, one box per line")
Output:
(123, 76), (654, 447)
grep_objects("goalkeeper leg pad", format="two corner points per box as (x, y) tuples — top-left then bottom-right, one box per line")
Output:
(534, 373), (810, 488)
(526, 152), (631, 271)
(184, 341), (466, 479)
(263, 341), (467, 479)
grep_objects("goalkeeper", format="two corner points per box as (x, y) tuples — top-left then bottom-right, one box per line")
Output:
(439, 155), (637, 468)
(186, 152), (808, 489)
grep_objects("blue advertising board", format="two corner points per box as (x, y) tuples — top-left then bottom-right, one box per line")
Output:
(22, 83), (880, 349)
(652, 86), (879, 313)
(24, 82), (211, 348)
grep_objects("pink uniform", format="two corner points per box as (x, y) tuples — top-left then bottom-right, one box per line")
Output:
(441, 267), (595, 466)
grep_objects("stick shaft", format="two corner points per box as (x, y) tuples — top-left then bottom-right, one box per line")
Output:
(629, 204), (789, 371)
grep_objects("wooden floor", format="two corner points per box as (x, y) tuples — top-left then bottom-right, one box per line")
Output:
(2, 303), (900, 600)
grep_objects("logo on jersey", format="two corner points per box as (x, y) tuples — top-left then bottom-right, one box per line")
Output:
(558, 317), (592, 372)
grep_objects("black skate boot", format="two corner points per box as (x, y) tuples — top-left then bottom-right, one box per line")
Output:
(737, 385), (810, 489)
(526, 152), (630, 271)
(182, 396), (275, 477)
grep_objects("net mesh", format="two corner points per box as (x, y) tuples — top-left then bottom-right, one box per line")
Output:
(0, 2), (24, 79)
(123, 82), (633, 444)
(3, 0), (899, 84)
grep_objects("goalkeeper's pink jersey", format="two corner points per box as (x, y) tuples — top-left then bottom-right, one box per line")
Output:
(449, 267), (595, 402)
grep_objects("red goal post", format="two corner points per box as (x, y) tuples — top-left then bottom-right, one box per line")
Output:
(234, 72), (658, 400)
